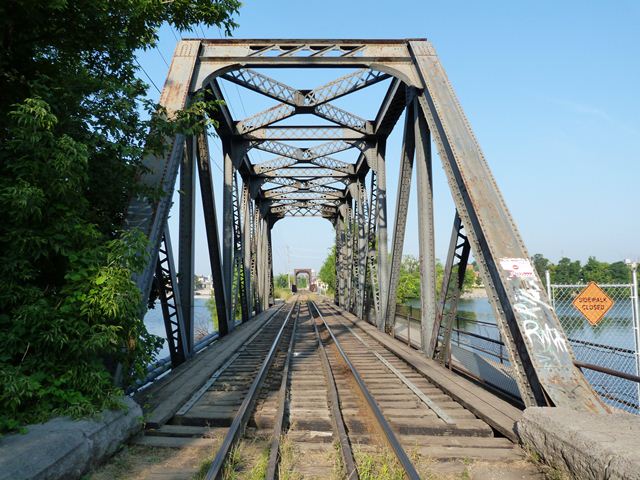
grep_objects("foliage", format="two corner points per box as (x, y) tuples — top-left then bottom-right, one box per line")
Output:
(530, 254), (632, 285)
(0, 0), (239, 432)
(274, 287), (292, 301)
(318, 247), (477, 305)
(296, 275), (308, 289)
(318, 246), (336, 293)
(206, 295), (219, 333)
(275, 273), (291, 289)
(396, 256), (422, 304)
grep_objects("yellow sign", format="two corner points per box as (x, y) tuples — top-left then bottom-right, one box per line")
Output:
(572, 282), (614, 326)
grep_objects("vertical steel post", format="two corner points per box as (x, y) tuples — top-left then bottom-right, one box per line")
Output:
(375, 140), (390, 331)
(356, 180), (368, 318)
(178, 137), (196, 356)
(241, 182), (253, 314)
(546, 270), (552, 301)
(334, 218), (342, 305)
(630, 263), (640, 412)
(222, 137), (234, 331)
(413, 100), (437, 354)
(385, 103), (416, 331)
(344, 203), (354, 311)
(267, 223), (274, 306)
(195, 131), (229, 336)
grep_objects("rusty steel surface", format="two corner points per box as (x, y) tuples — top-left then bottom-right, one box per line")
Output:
(123, 38), (607, 412)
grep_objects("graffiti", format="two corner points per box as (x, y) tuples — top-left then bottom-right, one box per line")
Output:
(522, 319), (568, 353)
(503, 258), (568, 354)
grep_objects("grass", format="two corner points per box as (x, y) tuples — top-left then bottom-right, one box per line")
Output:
(274, 287), (292, 301)
(278, 435), (302, 480)
(193, 440), (271, 480)
(523, 446), (570, 480)
(354, 448), (405, 480)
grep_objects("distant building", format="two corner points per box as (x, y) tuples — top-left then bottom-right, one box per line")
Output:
(194, 274), (213, 296)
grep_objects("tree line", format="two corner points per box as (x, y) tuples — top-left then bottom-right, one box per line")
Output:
(532, 254), (632, 286)
(318, 247), (479, 305)
(318, 247), (634, 308)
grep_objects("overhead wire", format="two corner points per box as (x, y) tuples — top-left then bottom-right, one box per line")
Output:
(134, 58), (162, 95)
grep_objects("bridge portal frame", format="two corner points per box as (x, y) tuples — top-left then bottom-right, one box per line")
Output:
(124, 38), (607, 413)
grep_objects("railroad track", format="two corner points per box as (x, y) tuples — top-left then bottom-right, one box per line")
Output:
(131, 295), (537, 479)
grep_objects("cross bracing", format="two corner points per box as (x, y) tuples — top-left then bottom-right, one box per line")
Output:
(125, 38), (610, 414)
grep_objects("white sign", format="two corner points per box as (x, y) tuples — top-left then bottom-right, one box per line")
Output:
(500, 258), (535, 279)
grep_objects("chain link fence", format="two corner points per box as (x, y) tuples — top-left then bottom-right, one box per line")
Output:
(549, 282), (640, 413)
(392, 279), (640, 413)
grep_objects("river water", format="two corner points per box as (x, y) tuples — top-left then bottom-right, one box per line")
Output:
(402, 296), (639, 411)
(144, 297), (215, 361)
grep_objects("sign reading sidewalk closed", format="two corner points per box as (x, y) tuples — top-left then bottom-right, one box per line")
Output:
(572, 281), (614, 326)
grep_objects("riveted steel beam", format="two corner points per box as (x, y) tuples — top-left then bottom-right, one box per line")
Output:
(195, 130), (230, 336)
(385, 103), (416, 331)
(413, 99), (437, 355)
(178, 137), (196, 357)
(408, 39), (606, 411)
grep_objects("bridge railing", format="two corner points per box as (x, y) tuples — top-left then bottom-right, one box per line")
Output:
(393, 292), (640, 414)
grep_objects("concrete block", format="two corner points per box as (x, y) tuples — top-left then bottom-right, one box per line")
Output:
(516, 407), (640, 480)
(0, 397), (143, 480)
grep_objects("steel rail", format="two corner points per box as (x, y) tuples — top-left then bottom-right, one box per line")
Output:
(204, 300), (297, 480)
(308, 300), (359, 480)
(266, 302), (301, 479)
(309, 301), (421, 480)
(177, 304), (288, 416)
(322, 302), (455, 424)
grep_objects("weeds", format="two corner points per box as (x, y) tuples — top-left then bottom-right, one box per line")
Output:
(278, 435), (302, 480)
(354, 448), (405, 480)
(523, 446), (570, 480)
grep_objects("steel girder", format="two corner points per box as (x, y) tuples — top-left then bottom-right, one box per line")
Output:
(434, 213), (471, 364)
(195, 131), (230, 335)
(124, 38), (606, 412)
(154, 229), (189, 366)
(231, 172), (249, 323)
(384, 99), (415, 332)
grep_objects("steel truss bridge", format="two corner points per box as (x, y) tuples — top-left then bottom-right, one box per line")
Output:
(125, 38), (608, 413)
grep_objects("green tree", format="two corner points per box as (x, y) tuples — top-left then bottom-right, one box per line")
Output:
(581, 256), (612, 284)
(396, 256), (421, 304)
(531, 253), (552, 287)
(609, 261), (631, 284)
(319, 246), (336, 293)
(0, 1), (240, 432)
(554, 257), (582, 284)
(275, 273), (290, 289)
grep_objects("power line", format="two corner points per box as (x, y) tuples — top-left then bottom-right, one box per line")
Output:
(169, 25), (180, 42)
(155, 46), (169, 68)
(134, 58), (162, 94)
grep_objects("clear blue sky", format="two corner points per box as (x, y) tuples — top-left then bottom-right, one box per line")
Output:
(136, 0), (640, 276)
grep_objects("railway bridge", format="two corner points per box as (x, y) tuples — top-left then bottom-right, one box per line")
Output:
(6, 38), (639, 480)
